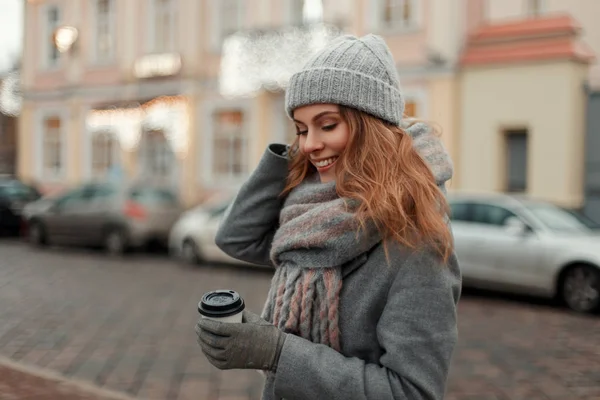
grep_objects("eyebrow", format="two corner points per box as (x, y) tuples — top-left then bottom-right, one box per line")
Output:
(293, 111), (340, 125)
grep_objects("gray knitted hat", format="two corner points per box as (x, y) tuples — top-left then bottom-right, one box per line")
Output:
(285, 34), (404, 126)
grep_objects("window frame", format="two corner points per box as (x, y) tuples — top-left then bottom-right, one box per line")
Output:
(285, 0), (306, 26)
(90, 130), (119, 179)
(504, 128), (528, 193)
(211, 109), (248, 180)
(91, 0), (116, 64)
(149, 0), (177, 53)
(369, 0), (422, 34)
(140, 129), (176, 181)
(403, 88), (428, 119)
(42, 3), (62, 70)
(210, 0), (244, 52)
(200, 98), (252, 187)
(36, 109), (68, 181)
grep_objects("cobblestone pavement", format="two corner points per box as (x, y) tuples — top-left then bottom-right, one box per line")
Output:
(0, 357), (136, 400)
(0, 240), (599, 400)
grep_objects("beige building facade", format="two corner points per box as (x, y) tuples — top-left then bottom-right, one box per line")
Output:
(18, 0), (600, 209)
(20, 0), (465, 205)
(457, 0), (598, 208)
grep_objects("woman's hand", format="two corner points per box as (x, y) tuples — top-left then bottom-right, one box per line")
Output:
(195, 310), (287, 371)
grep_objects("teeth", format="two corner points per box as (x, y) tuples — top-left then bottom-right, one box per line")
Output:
(314, 157), (337, 167)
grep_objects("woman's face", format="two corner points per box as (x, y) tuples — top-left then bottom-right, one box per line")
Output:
(293, 104), (350, 183)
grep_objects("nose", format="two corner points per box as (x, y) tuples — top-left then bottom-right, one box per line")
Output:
(302, 130), (324, 154)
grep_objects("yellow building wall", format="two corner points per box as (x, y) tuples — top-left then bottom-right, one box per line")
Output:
(459, 60), (589, 207)
(429, 75), (460, 188)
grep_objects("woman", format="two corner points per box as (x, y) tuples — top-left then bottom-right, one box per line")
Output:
(195, 34), (461, 400)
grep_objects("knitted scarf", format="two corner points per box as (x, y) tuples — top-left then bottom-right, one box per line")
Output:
(261, 175), (381, 351)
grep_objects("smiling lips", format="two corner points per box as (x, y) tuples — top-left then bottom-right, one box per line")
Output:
(312, 156), (339, 169)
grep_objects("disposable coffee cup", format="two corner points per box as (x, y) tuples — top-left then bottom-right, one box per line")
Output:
(198, 290), (245, 323)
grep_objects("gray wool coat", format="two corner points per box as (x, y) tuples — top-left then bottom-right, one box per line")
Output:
(215, 143), (461, 400)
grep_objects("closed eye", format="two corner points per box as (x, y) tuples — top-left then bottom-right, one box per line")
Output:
(322, 124), (337, 131)
(296, 130), (308, 136)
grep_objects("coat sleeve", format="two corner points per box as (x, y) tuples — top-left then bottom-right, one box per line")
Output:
(214, 144), (289, 266)
(273, 250), (461, 400)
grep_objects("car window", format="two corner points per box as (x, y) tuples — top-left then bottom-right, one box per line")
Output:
(55, 188), (90, 208)
(0, 182), (41, 201)
(525, 203), (596, 232)
(129, 187), (178, 206)
(562, 208), (600, 230)
(471, 204), (517, 226)
(89, 185), (118, 200)
(449, 201), (471, 222)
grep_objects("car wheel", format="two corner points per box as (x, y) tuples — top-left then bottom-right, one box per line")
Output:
(104, 229), (128, 256)
(28, 221), (47, 247)
(181, 238), (201, 264)
(561, 264), (600, 314)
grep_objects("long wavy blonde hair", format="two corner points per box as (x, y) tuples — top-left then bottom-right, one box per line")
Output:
(283, 105), (453, 262)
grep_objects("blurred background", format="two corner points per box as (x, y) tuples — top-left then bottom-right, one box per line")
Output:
(0, 1), (600, 400)
(1, 0), (599, 214)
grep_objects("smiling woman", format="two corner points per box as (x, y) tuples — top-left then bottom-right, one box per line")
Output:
(196, 34), (460, 400)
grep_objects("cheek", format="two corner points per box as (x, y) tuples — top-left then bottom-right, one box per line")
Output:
(331, 128), (350, 151)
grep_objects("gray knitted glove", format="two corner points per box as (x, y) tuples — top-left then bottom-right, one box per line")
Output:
(195, 310), (287, 371)
(406, 122), (453, 192)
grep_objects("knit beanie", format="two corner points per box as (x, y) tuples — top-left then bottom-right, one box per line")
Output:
(285, 34), (405, 126)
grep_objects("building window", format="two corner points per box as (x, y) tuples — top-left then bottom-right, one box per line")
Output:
(526, 0), (546, 17)
(403, 89), (427, 118)
(212, 110), (247, 179)
(143, 130), (174, 180)
(273, 94), (297, 145)
(289, 0), (305, 26)
(153, 0), (176, 53)
(404, 100), (417, 118)
(94, 0), (115, 62)
(46, 6), (61, 67)
(91, 132), (117, 178)
(0, 115), (16, 175)
(505, 129), (528, 193)
(218, 0), (244, 46)
(382, 0), (418, 29)
(42, 117), (63, 177)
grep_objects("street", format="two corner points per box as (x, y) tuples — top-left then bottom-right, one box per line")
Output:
(0, 240), (598, 400)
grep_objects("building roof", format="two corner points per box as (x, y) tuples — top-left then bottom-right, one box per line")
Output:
(461, 14), (595, 66)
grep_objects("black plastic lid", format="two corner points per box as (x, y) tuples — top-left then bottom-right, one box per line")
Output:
(198, 290), (245, 318)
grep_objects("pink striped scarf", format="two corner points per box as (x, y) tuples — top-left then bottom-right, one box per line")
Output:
(261, 176), (380, 351)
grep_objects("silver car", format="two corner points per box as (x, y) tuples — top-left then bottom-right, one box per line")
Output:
(448, 192), (600, 314)
(169, 199), (262, 267)
(23, 181), (182, 255)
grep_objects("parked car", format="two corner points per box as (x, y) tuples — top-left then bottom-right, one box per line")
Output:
(448, 191), (600, 314)
(0, 177), (41, 236)
(23, 181), (182, 255)
(169, 198), (261, 267)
